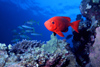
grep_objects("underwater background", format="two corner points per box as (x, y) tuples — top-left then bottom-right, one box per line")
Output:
(0, 0), (81, 46)
(0, 0), (100, 67)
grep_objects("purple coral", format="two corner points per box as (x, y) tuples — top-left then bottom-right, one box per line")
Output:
(89, 27), (100, 67)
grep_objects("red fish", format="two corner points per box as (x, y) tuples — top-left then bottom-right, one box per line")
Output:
(44, 16), (80, 37)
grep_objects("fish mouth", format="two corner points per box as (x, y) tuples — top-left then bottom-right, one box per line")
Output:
(44, 22), (46, 27)
(44, 22), (47, 29)
(44, 22), (57, 31)
(44, 22), (50, 29)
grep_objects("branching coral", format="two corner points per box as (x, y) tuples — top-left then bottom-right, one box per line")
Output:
(10, 39), (43, 54)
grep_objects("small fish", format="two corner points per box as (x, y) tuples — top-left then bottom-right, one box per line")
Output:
(25, 20), (40, 25)
(25, 20), (34, 25)
(11, 39), (20, 42)
(31, 33), (42, 36)
(22, 25), (34, 29)
(13, 34), (19, 38)
(20, 35), (29, 38)
(12, 29), (17, 33)
(20, 35), (31, 40)
(44, 16), (80, 37)
(18, 26), (23, 29)
(66, 34), (73, 39)
(25, 30), (34, 33)
(26, 20), (33, 25)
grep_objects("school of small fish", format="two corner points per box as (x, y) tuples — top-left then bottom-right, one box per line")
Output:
(11, 20), (41, 44)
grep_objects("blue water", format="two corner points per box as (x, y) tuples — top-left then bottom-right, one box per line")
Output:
(0, 0), (81, 46)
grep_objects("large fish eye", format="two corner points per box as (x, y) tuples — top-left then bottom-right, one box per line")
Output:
(52, 22), (54, 24)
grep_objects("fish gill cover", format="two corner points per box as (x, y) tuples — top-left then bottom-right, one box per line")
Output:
(0, 0), (100, 67)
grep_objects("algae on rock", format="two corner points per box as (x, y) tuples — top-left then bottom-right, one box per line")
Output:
(42, 33), (68, 54)
(42, 33), (58, 53)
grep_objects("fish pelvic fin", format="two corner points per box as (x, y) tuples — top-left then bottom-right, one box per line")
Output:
(70, 20), (80, 33)
(54, 31), (64, 37)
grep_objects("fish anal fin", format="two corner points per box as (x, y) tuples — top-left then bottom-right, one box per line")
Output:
(54, 31), (64, 37)
(62, 17), (71, 22)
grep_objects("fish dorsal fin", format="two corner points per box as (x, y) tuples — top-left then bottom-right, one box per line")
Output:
(62, 17), (71, 22)
(54, 31), (64, 37)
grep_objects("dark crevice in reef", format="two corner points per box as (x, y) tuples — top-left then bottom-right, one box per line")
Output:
(71, 27), (95, 67)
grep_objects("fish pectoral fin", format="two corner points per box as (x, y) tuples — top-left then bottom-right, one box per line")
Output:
(64, 29), (68, 32)
(63, 28), (68, 32)
(54, 31), (64, 37)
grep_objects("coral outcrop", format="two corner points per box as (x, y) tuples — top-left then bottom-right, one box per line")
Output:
(0, 34), (79, 67)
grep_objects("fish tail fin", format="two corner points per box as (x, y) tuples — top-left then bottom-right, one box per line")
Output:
(32, 28), (35, 31)
(70, 20), (80, 33)
(40, 33), (42, 36)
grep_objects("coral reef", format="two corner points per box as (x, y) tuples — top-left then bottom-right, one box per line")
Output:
(76, 14), (83, 21)
(71, 0), (100, 66)
(71, 14), (96, 66)
(80, 0), (100, 20)
(80, 0), (100, 30)
(72, 1), (100, 67)
(0, 34), (79, 67)
(72, 28), (95, 66)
